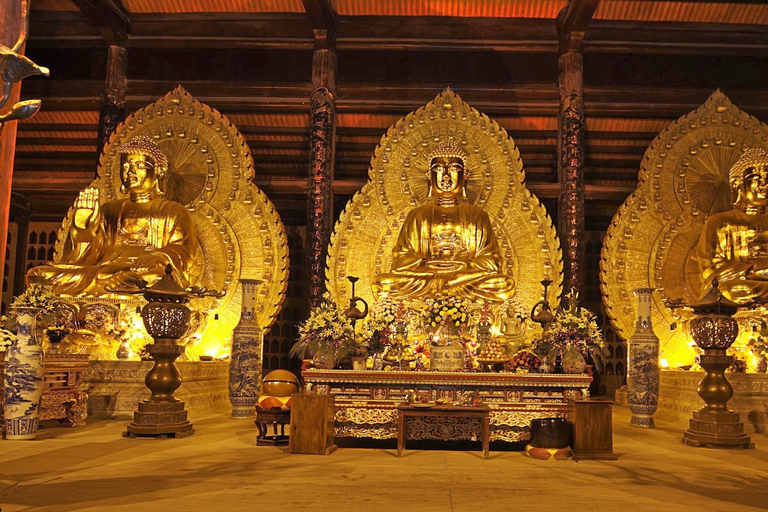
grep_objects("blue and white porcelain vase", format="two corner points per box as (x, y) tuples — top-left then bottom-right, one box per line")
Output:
(3, 307), (44, 439)
(627, 288), (660, 428)
(228, 279), (263, 419)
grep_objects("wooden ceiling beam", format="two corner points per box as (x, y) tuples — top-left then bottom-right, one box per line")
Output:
(28, 11), (768, 56)
(70, 0), (131, 45)
(558, 0), (601, 54)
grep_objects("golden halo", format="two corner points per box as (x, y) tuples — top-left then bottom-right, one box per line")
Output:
(601, 90), (768, 364)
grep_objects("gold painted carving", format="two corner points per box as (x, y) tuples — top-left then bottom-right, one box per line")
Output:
(54, 86), (289, 357)
(601, 90), (768, 364)
(326, 88), (562, 311)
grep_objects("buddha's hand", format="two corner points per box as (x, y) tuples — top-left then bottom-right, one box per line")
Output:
(132, 252), (169, 273)
(73, 187), (100, 231)
(426, 260), (468, 272)
(745, 262), (768, 280)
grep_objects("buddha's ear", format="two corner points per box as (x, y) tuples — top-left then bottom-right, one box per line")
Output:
(155, 166), (167, 195)
(731, 180), (741, 206)
(426, 171), (433, 198)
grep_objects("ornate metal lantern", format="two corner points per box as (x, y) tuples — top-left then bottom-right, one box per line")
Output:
(679, 279), (753, 449)
(118, 265), (222, 438)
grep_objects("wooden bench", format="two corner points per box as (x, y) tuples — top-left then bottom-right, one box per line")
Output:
(397, 403), (490, 459)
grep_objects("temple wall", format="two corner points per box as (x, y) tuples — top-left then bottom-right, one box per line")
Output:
(84, 360), (229, 420)
(616, 369), (768, 437)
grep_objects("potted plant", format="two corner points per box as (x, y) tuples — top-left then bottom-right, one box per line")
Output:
(531, 292), (606, 374)
(290, 294), (355, 369)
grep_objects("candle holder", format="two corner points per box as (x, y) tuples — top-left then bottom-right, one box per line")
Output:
(676, 279), (753, 449)
(114, 265), (222, 438)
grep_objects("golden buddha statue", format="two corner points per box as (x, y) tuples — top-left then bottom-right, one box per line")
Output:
(373, 139), (515, 303)
(697, 148), (768, 304)
(28, 135), (200, 296)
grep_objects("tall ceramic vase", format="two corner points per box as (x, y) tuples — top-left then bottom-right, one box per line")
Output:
(627, 288), (660, 428)
(3, 307), (44, 439)
(229, 279), (264, 419)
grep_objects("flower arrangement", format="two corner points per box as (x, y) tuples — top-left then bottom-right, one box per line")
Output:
(11, 282), (57, 313)
(505, 350), (542, 373)
(45, 325), (70, 345)
(748, 335), (767, 356)
(355, 317), (392, 356)
(531, 292), (606, 370)
(290, 294), (355, 365)
(423, 292), (473, 335)
(370, 298), (399, 326)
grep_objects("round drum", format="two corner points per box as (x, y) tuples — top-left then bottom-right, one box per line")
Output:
(529, 418), (571, 449)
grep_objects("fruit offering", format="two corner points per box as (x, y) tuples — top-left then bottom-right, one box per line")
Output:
(505, 350), (542, 373)
(478, 337), (508, 362)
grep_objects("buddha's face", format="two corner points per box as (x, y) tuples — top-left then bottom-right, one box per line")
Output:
(430, 157), (465, 199)
(120, 152), (158, 193)
(738, 164), (768, 207)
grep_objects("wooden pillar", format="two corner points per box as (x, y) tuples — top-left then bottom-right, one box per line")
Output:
(0, 1), (24, 289)
(97, 43), (127, 161)
(557, 50), (586, 300)
(10, 192), (30, 296)
(305, 30), (337, 309)
(556, 1), (597, 302)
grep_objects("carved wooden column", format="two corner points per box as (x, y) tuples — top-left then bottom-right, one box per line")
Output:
(0, 1), (24, 283)
(556, 1), (597, 301)
(10, 192), (30, 296)
(97, 43), (127, 159)
(305, 30), (337, 308)
(557, 50), (585, 300)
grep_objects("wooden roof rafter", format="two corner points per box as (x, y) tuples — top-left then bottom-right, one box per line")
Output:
(69, 0), (131, 45)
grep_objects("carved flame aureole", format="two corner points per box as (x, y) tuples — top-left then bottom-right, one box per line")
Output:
(601, 90), (768, 366)
(54, 86), (289, 358)
(326, 88), (563, 312)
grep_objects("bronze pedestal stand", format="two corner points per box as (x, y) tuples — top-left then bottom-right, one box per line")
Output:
(680, 279), (753, 449)
(119, 265), (221, 439)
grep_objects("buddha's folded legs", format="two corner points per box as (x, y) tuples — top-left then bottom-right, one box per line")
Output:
(27, 260), (170, 297)
(719, 278), (768, 304)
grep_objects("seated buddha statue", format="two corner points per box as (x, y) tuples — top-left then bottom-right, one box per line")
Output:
(373, 139), (515, 303)
(28, 135), (200, 296)
(697, 147), (768, 304)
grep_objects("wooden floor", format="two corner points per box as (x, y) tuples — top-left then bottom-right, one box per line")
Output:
(0, 405), (767, 511)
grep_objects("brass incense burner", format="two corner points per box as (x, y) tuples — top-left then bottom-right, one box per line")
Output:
(672, 278), (753, 449)
(118, 265), (222, 438)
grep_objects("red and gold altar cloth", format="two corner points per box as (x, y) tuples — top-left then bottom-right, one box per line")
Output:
(301, 370), (591, 442)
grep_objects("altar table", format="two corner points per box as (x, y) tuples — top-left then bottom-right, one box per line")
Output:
(302, 370), (591, 442)
(397, 403), (490, 458)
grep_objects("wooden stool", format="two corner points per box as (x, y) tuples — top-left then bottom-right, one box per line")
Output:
(255, 408), (291, 446)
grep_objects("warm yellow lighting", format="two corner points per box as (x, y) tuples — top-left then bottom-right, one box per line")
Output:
(659, 358), (670, 369)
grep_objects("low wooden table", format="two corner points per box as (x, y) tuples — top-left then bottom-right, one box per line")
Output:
(397, 403), (490, 459)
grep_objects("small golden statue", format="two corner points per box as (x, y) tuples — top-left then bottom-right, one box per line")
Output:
(373, 139), (514, 303)
(28, 136), (200, 296)
(697, 148), (768, 304)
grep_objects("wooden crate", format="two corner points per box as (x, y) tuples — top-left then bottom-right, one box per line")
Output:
(568, 399), (618, 460)
(289, 393), (337, 455)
